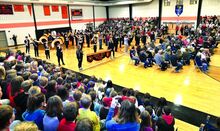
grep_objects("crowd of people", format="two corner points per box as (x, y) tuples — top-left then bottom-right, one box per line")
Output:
(0, 49), (178, 131)
(28, 16), (219, 73)
(2, 16), (219, 131)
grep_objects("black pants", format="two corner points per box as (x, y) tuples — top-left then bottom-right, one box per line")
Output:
(34, 48), (39, 57)
(87, 39), (90, 47)
(114, 43), (118, 52)
(57, 54), (65, 66)
(78, 59), (82, 68)
(110, 49), (115, 57)
(80, 42), (83, 48)
(45, 50), (50, 59)
(26, 46), (30, 54)
(65, 41), (68, 49)
(93, 45), (97, 53)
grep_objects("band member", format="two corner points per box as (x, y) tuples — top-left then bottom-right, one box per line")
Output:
(85, 32), (90, 47)
(92, 37), (98, 53)
(113, 33), (119, 52)
(24, 36), (30, 54)
(65, 34), (69, 49)
(56, 43), (65, 66)
(76, 45), (83, 70)
(78, 34), (84, 48)
(99, 32), (103, 49)
(12, 34), (17, 47)
(33, 39), (39, 57)
(69, 31), (74, 46)
(45, 43), (50, 59)
(108, 36), (115, 58)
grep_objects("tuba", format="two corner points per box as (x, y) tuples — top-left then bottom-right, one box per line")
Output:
(51, 36), (64, 48)
(39, 34), (48, 44)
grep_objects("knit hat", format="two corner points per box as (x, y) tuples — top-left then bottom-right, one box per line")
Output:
(102, 97), (112, 107)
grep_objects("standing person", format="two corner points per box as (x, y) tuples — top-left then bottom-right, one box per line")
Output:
(124, 35), (129, 53)
(142, 32), (147, 46)
(74, 32), (78, 46)
(12, 34), (17, 47)
(33, 39), (39, 57)
(92, 37), (98, 53)
(113, 33), (119, 52)
(135, 33), (140, 46)
(56, 43), (65, 66)
(69, 31), (74, 47)
(65, 34), (69, 49)
(86, 32), (90, 48)
(108, 36), (115, 58)
(76, 45), (83, 71)
(24, 36), (30, 54)
(78, 34), (84, 48)
(99, 32), (103, 49)
(45, 43), (50, 59)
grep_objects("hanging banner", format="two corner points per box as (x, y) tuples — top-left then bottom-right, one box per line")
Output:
(43, 5), (50, 16)
(0, 4), (13, 15)
(61, 6), (68, 19)
(14, 4), (24, 12)
(27, 5), (32, 16)
(175, 5), (183, 16)
(52, 5), (59, 12)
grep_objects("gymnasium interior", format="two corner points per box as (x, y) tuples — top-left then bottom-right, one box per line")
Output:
(0, 0), (220, 131)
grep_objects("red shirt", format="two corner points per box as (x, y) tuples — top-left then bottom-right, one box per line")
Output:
(58, 118), (76, 131)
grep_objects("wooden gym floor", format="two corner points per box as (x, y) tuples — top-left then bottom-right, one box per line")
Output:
(10, 41), (220, 131)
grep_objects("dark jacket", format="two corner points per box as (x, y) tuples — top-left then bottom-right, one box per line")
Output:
(157, 115), (175, 131)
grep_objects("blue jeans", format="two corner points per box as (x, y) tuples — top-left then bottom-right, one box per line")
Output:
(132, 56), (139, 65)
(175, 62), (183, 71)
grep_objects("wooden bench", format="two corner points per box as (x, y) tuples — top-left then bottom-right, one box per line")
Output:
(87, 50), (111, 63)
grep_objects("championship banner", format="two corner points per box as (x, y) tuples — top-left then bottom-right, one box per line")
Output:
(52, 5), (59, 12)
(27, 5), (32, 16)
(61, 6), (68, 19)
(13, 5), (24, 12)
(87, 50), (111, 63)
(43, 5), (50, 16)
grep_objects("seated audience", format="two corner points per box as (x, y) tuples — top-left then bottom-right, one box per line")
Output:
(43, 95), (63, 131)
(0, 105), (15, 131)
(106, 98), (140, 131)
(58, 102), (78, 131)
(77, 95), (100, 131)
(14, 121), (38, 131)
(22, 93), (45, 130)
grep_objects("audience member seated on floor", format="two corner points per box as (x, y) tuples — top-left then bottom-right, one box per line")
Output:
(75, 118), (93, 131)
(130, 46), (140, 66)
(156, 106), (175, 131)
(43, 95), (63, 131)
(22, 93), (46, 130)
(170, 51), (183, 72)
(106, 97), (140, 131)
(200, 116), (220, 131)
(77, 94), (100, 131)
(58, 102), (78, 131)
(0, 105), (15, 131)
(140, 110), (154, 131)
(154, 50), (169, 71)
(195, 53), (208, 72)
(14, 121), (38, 131)
(139, 50), (150, 68)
